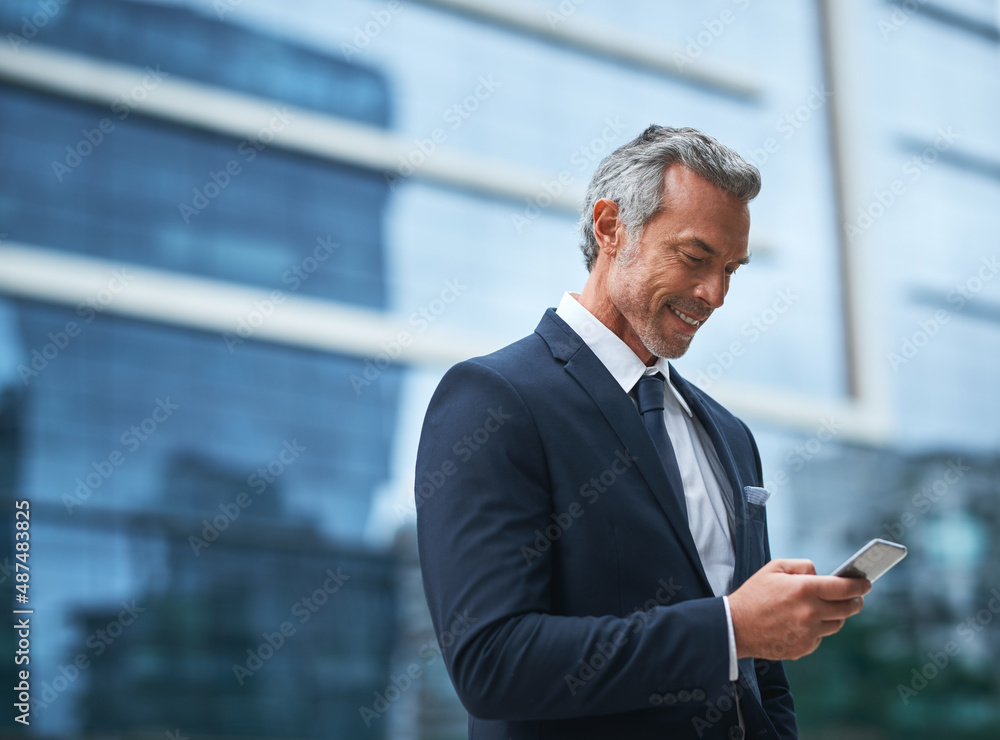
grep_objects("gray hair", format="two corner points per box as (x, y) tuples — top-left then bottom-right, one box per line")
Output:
(577, 125), (761, 271)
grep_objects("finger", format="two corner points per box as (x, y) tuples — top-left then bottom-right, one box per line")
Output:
(812, 575), (871, 599)
(794, 636), (824, 660)
(771, 559), (817, 576)
(815, 596), (864, 620)
(817, 618), (847, 637)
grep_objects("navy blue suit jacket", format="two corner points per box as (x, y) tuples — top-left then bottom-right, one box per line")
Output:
(415, 309), (797, 739)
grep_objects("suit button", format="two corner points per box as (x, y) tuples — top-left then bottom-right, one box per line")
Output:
(662, 692), (677, 705)
(678, 690), (692, 703)
(692, 689), (706, 701)
(648, 693), (662, 705)
(728, 727), (745, 740)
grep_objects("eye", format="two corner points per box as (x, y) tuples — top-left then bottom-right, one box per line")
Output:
(681, 252), (702, 265)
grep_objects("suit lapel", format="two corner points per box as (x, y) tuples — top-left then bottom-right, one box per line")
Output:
(535, 310), (713, 594)
(670, 366), (753, 590)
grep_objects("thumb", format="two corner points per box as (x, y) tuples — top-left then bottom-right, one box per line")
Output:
(768, 558), (817, 576)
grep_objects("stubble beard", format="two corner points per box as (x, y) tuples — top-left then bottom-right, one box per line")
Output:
(611, 269), (698, 361)
(635, 305), (694, 360)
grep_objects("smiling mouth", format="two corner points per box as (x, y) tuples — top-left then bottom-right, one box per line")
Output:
(668, 305), (705, 327)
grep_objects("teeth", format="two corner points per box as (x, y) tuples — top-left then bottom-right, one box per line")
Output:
(671, 307), (701, 326)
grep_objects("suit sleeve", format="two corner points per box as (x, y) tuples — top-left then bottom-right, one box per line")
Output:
(416, 359), (732, 721)
(740, 420), (799, 739)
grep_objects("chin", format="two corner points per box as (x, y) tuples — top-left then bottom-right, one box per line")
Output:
(642, 332), (692, 361)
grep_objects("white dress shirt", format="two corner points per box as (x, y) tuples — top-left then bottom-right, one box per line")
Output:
(556, 292), (740, 682)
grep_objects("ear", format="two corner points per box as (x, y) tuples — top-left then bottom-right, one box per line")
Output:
(592, 199), (626, 260)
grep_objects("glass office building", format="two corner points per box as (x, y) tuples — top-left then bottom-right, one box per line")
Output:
(0, 0), (997, 738)
(1, 0), (401, 737)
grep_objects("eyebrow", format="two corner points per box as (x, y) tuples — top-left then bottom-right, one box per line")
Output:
(681, 237), (752, 265)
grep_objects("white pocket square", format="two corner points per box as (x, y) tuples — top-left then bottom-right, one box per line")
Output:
(743, 486), (771, 506)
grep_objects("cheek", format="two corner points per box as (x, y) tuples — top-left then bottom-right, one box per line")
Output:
(611, 261), (648, 300)
(647, 271), (691, 305)
(648, 260), (693, 290)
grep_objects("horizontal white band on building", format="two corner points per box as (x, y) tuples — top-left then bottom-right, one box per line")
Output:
(0, 42), (584, 212)
(410, 0), (762, 98)
(0, 242), (890, 442)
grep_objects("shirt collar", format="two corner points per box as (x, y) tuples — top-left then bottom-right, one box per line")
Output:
(555, 292), (693, 417)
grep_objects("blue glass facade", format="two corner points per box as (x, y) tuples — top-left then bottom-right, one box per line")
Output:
(0, 0), (402, 736)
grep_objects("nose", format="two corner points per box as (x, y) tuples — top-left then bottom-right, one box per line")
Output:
(693, 271), (728, 310)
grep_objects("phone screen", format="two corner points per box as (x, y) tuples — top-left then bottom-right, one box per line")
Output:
(831, 538), (907, 583)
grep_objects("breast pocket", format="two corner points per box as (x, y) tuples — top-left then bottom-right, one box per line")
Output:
(741, 486), (770, 570)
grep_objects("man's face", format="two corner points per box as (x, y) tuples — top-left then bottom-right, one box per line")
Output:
(606, 165), (751, 359)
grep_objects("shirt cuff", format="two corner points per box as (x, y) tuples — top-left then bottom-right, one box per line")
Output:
(722, 595), (739, 682)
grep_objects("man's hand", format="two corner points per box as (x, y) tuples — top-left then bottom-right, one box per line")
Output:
(728, 559), (870, 661)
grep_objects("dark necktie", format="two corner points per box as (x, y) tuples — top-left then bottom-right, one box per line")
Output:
(634, 373), (688, 521)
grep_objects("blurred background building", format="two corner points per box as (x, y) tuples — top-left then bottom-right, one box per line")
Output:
(0, 0), (997, 738)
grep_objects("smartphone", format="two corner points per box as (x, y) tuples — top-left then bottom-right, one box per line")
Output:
(831, 538), (907, 583)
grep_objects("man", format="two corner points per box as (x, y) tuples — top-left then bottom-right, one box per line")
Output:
(414, 125), (869, 739)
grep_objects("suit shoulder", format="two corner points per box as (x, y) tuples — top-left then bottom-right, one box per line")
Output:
(421, 334), (551, 449)
(446, 332), (555, 387)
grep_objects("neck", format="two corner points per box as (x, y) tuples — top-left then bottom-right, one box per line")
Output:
(575, 267), (655, 366)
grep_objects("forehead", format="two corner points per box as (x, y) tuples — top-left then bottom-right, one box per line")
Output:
(659, 164), (749, 214)
(650, 165), (751, 253)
